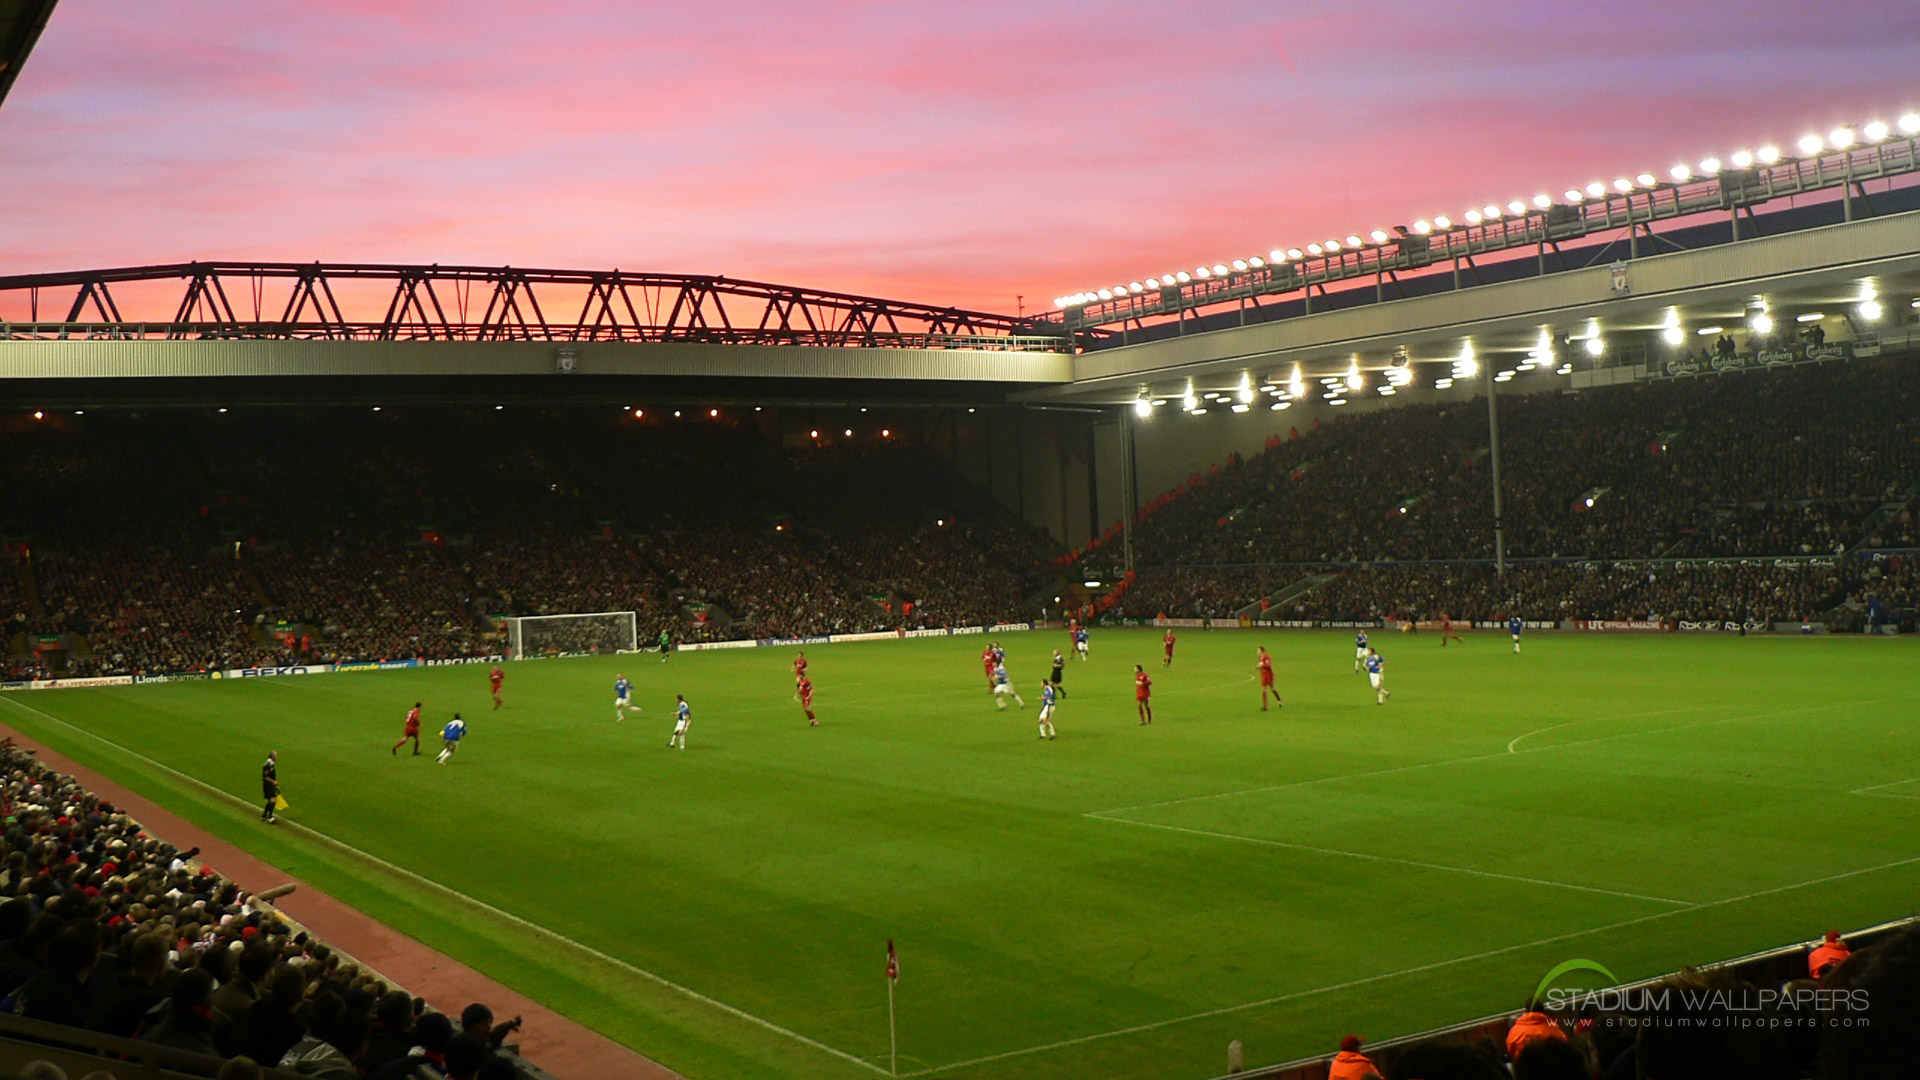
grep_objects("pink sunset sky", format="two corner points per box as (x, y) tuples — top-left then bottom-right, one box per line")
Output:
(1, 0), (1916, 313)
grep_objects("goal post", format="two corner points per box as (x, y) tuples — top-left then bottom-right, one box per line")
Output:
(507, 611), (639, 658)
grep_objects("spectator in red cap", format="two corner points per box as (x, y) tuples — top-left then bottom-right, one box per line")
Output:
(1328, 1034), (1381, 1079)
(1809, 930), (1850, 979)
(1506, 1002), (1568, 1061)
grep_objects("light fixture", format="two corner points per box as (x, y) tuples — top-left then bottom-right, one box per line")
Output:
(1270, 402), (1290, 411)
(1829, 127), (1855, 149)
(1270, 250), (1287, 262)
(1635, 173), (1656, 187)
(1670, 164), (1692, 181)
(634, 408), (644, 418)
(1175, 271), (1192, 283)
(1433, 215), (1453, 229)
(1532, 194), (1552, 208)
(1507, 201), (1527, 216)
(32, 410), (43, 420)
(1230, 404), (1250, 413)
(1183, 391), (1198, 410)
(1345, 235), (1363, 248)
(1465, 210), (1482, 225)
(1756, 145), (1780, 164)
(1584, 336), (1604, 356)
(1143, 278), (1159, 290)
(1413, 220), (1433, 234)
(709, 408), (719, 417)
(1237, 386), (1254, 404)
(1698, 157), (1721, 175)
(1150, 398), (1166, 406)
(1211, 263), (1229, 276)
(1231, 260), (1247, 272)
(881, 428), (890, 437)
(1322, 241), (1341, 253)
(218, 407), (229, 413)
(1133, 398), (1151, 417)
(1798, 134), (1823, 155)
(1285, 248), (1304, 260)
(1695, 326), (1723, 336)
(1662, 326), (1684, 344)
(1434, 378), (1453, 389)
(1900, 114), (1920, 136)
(1859, 299), (1883, 321)
(1190, 408), (1208, 415)
(1796, 313), (1824, 323)
(1585, 182), (1606, 198)
(1749, 313), (1773, 334)
(1111, 286), (1128, 297)
(1729, 151), (1753, 169)
(674, 410), (682, 417)
(810, 429), (819, 438)
(1327, 398), (1347, 406)
(1613, 178), (1633, 192)
(1482, 204), (1502, 219)
(1248, 257), (1265, 268)
(844, 428), (853, 436)
(1565, 189), (1585, 203)
(1307, 244), (1324, 256)
(1369, 230), (1389, 243)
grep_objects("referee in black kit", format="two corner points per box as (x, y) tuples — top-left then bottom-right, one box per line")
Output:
(261, 750), (280, 824)
(1049, 648), (1067, 699)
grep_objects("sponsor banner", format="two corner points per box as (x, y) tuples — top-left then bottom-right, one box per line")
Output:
(30, 675), (136, 689)
(378, 660), (421, 670)
(333, 662), (380, 672)
(1324, 619), (1383, 629)
(828, 631), (899, 644)
(1783, 622), (1828, 635)
(1152, 618), (1207, 628)
(762, 635), (832, 647)
(423, 656), (502, 667)
(948, 626), (986, 636)
(680, 638), (760, 652)
(902, 628), (950, 639)
(988, 622), (1033, 632)
(1678, 620), (1773, 632)
(228, 665), (329, 679)
(132, 673), (213, 684)
(1574, 619), (1670, 631)
(1, 681), (25, 691)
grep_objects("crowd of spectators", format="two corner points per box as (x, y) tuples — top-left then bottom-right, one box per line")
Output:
(0, 740), (530, 1078)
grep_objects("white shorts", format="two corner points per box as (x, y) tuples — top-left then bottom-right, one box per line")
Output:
(1368, 672), (1383, 688)
(1356, 647), (1368, 659)
(673, 720), (689, 733)
(615, 694), (630, 707)
(1076, 641), (1088, 652)
(993, 683), (1016, 696)
(1039, 704), (1054, 721)
(1511, 634), (1521, 641)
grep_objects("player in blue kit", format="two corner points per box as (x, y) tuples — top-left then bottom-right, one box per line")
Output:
(1354, 630), (1370, 672)
(1036, 681), (1058, 740)
(992, 663), (1025, 710)
(1364, 648), (1389, 704)
(1509, 615), (1524, 654)
(1074, 625), (1089, 660)
(668, 694), (691, 750)
(435, 714), (466, 763)
(613, 674), (637, 721)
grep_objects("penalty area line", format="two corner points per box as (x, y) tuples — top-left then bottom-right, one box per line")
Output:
(0, 695), (891, 1077)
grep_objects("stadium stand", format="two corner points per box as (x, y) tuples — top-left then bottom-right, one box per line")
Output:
(0, 738), (536, 1079)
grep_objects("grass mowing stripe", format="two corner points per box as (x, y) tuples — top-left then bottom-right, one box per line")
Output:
(1081, 813), (1692, 905)
(0, 693), (893, 1078)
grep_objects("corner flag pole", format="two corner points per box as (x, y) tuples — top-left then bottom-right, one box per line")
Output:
(886, 939), (899, 1076)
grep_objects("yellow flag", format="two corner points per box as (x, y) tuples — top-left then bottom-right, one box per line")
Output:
(273, 795), (290, 812)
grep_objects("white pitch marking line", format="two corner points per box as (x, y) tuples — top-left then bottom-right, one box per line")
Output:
(1098, 699), (1879, 817)
(1084, 813), (1691, 906)
(899, 848), (1920, 1077)
(0, 695), (891, 1077)
(1851, 777), (1920, 800)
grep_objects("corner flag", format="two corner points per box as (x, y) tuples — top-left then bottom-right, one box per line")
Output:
(886, 939), (899, 982)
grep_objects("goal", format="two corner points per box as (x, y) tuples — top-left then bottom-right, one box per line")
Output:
(507, 611), (639, 658)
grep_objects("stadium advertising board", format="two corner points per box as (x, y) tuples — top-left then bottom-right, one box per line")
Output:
(22, 675), (137, 689)
(902, 628), (950, 638)
(678, 639), (759, 652)
(989, 622), (1033, 632)
(1573, 619), (1670, 630)
(948, 626), (986, 636)
(1677, 621), (1773, 632)
(226, 665), (329, 678)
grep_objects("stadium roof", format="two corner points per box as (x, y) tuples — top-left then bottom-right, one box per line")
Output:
(0, 0), (56, 109)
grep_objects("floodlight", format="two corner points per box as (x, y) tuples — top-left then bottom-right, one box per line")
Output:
(1413, 220), (1433, 234)
(844, 428), (852, 436)
(1212, 263), (1229, 276)
(1795, 313), (1824, 323)
(1635, 173), (1656, 187)
(1346, 372), (1363, 390)
(1756, 145), (1780, 164)
(1729, 151), (1753, 168)
(1094, 288), (1110, 300)
(1270, 402), (1290, 411)
(1507, 201), (1527, 216)
(1433, 215), (1452, 229)
(1285, 248), (1304, 260)
(1133, 398), (1151, 417)
(1182, 392), (1197, 410)
(1565, 189), (1585, 203)
(1860, 299), (1883, 320)
(1579, 336), (1602, 357)
(1865, 121), (1889, 142)
(1248, 256), (1265, 268)
(1195, 267), (1212, 279)
(1695, 326), (1722, 336)
(1483, 204), (1502, 218)
(1698, 158), (1721, 174)
(1464, 210), (1482, 225)
(1142, 279), (1159, 290)
(1798, 134), (1823, 155)
(1175, 271), (1192, 283)
(1230, 404), (1250, 413)
(1111, 286), (1127, 297)
(1750, 313), (1772, 334)
(1829, 127), (1854, 149)
(1237, 387), (1254, 404)
(1669, 164), (1691, 181)
(1231, 260), (1247, 272)
(1323, 240), (1341, 252)
(1532, 194), (1552, 208)
(1369, 230), (1389, 243)
(1270, 249), (1287, 262)
(1128, 281), (1143, 291)
(1585, 182), (1606, 198)
(1613, 178), (1633, 192)
(1307, 244), (1324, 256)
(1900, 114), (1920, 135)
(1661, 326), (1684, 344)
(1345, 235), (1363, 248)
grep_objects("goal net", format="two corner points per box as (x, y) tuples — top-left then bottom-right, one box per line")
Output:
(508, 611), (639, 658)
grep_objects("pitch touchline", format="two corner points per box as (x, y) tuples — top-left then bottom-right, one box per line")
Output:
(1083, 813), (1691, 905)
(1096, 698), (1880, 817)
(0, 696), (892, 1077)
(1851, 777), (1920, 800)
(900, 848), (1920, 1077)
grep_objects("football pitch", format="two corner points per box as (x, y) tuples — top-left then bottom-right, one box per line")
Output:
(2, 628), (1918, 1080)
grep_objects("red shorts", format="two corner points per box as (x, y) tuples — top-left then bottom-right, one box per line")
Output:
(1136, 692), (1150, 703)
(490, 681), (503, 690)
(1260, 672), (1274, 687)
(404, 724), (420, 736)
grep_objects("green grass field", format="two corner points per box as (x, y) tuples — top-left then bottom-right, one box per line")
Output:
(2, 628), (1918, 1080)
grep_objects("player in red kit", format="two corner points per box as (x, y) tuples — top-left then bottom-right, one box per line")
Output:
(1439, 613), (1463, 647)
(489, 666), (504, 710)
(982, 646), (998, 690)
(1162, 629), (1177, 667)
(392, 702), (423, 755)
(1134, 664), (1153, 725)
(1257, 647), (1282, 710)
(793, 651), (808, 700)
(797, 675), (818, 726)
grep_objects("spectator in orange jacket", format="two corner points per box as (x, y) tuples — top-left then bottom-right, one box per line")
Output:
(1809, 929), (1851, 978)
(1506, 1004), (1568, 1060)
(1327, 1034), (1381, 1079)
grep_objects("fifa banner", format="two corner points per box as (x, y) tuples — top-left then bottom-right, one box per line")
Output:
(1572, 619), (1670, 631)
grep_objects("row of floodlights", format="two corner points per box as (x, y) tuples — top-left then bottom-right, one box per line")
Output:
(1056, 113), (1920, 309)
